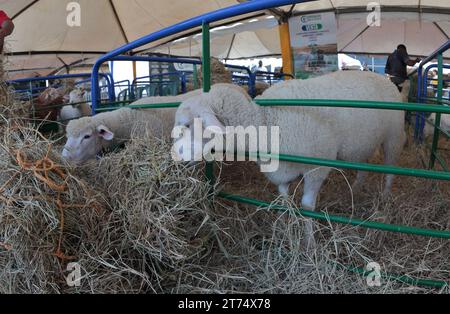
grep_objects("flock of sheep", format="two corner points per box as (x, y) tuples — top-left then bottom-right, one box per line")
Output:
(33, 84), (91, 131)
(59, 70), (425, 248)
(27, 58), (448, 250)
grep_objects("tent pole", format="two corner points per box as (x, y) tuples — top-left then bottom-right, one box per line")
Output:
(132, 61), (137, 81)
(278, 20), (294, 79)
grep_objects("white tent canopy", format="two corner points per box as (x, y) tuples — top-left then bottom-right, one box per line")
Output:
(2, 0), (450, 78)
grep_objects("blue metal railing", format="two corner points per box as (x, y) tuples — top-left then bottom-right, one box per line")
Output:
(416, 40), (450, 142)
(113, 79), (132, 100)
(105, 55), (258, 101)
(106, 55), (200, 100)
(132, 72), (185, 97)
(91, 0), (315, 113)
(8, 73), (116, 102)
(421, 63), (450, 101)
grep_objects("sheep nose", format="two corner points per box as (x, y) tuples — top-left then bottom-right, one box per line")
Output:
(62, 147), (72, 159)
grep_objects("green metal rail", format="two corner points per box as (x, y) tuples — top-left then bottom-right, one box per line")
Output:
(95, 20), (450, 289)
(219, 193), (449, 288)
(96, 102), (181, 112)
(219, 193), (450, 239)
(250, 152), (450, 180)
(199, 20), (448, 287)
(430, 53), (446, 169)
(202, 23), (216, 187)
(255, 98), (450, 114)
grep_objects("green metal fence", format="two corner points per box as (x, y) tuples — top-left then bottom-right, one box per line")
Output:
(97, 22), (450, 289)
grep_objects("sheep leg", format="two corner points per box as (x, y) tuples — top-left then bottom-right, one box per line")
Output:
(382, 134), (405, 196)
(301, 169), (330, 251)
(383, 175), (395, 197)
(278, 183), (290, 198)
(352, 171), (368, 192)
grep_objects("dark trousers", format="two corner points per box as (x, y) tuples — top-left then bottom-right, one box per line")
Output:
(389, 76), (406, 92)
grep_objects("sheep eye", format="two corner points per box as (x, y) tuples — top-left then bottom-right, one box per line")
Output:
(83, 135), (91, 140)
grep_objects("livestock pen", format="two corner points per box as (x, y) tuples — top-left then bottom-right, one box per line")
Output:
(104, 54), (275, 105)
(86, 0), (450, 289)
(7, 73), (115, 132)
(414, 44), (450, 171)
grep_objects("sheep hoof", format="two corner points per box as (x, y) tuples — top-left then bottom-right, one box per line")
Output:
(381, 188), (392, 200)
(302, 234), (317, 257)
(301, 203), (315, 211)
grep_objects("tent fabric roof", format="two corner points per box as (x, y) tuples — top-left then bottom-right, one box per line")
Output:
(2, 0), (450, 76)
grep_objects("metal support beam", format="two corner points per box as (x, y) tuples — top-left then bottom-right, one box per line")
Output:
(278, 21), (294, 78)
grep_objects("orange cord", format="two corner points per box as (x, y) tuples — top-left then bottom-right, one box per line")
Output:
(13, 145), (76, 261)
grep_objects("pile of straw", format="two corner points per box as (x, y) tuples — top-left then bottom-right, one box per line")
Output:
(196, 57), (232, 87)
(0, 57), (448, 294)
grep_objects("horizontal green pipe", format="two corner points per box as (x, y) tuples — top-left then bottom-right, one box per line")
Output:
(410, 96), (450, 105)
(248, 152), (450, 181)
(218, 192), (450, 239)
(96, 102), (182, 112)
(96, 99), (450, 115)
(345, 265), (448, 289)
(255, 99), (450, 114)
(222, 191), (449, 289)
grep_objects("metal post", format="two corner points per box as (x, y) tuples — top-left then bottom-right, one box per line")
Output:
(278, 20), (294, 79)
(181, 72), (187, 94)
(249, 72), (256, 98)
(202, 23), (211, 93)
(202, 22), (215, 186)
(429, 53), (444, 169)
(415, 64), (423, 141)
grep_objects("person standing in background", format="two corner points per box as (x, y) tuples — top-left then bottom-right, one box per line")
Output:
(385, 44), (421, 92)
(0, 10), (14, 53)
(253, 60), (267, 73)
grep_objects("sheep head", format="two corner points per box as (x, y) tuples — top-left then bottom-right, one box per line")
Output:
(62, 117), (114, 164)
(68, 88), (86, 107)
(172, 94), (227, 163)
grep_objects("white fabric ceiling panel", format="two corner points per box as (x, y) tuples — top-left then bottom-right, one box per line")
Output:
(0, 0), (34, 17)
(1, 0), (449, 75)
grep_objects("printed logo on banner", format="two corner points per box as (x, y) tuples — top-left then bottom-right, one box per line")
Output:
(289, 12), (339, 79)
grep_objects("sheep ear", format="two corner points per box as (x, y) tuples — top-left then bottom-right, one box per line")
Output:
(203, 114), (226, 134)
(96, 125), (114, 141)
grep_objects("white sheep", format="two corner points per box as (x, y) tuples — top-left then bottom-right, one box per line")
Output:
(62, 89), (202, 164)
(401, 80), (450, 138)
(59, 88), (92, 129)
(424, 113), (450, 138)
(173, 72), (406, 248)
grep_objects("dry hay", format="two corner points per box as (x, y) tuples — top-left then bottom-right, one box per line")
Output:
(1, 112), (449, 294)
(2, 117), (440, 293)
(217, 127), (450, 293)
(196, 57), (232, 87)
(254, 81), (271, 96)
(0, 56), (449, 293)
(0, 120), (216, 293)
(0, 60), (214, 292)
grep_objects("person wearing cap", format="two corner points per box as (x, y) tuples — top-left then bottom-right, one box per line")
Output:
(0, 10), (14, 53)
(385, 44), (421, 92)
